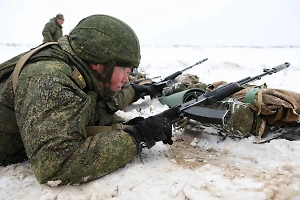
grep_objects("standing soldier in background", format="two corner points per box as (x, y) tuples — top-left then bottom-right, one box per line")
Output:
(42, 14), (64, 43)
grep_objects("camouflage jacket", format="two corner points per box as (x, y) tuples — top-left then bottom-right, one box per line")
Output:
(0, 40), (137, 185)
(42, 17), (63, 43)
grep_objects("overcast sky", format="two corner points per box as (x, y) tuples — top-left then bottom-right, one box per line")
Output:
(0, 0), (299, 46)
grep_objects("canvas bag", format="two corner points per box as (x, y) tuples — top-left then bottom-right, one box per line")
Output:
(180, 81), (300, 138)
(231, 85), (300, 125)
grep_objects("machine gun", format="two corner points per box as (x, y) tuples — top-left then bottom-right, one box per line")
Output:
(159, 62), (290, 127)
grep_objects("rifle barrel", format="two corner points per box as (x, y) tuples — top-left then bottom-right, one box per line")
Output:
(238, 62), (290, 86)
(181, 58), (208, 73)
(162, 58), (208, 81)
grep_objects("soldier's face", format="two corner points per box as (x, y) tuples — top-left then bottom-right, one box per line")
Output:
(89, 63), (131, 92)
(57, 18), (64, 25)
(110, 66), (131, 92)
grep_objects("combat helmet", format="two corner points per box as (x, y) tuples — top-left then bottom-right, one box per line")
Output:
(69, 14), (141, 96)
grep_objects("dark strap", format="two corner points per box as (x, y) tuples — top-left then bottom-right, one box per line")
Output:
(85, 124), (134, 136)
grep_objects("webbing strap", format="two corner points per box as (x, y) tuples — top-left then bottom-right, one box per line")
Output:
(12, 42), (58, 93)
(85, 124), (134, 136)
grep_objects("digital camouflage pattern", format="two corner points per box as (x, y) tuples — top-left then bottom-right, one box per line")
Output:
(0, 49), (137, 185)
(69, 14), (141, 97)
(0, 14), (141, 185)
(42, 17), (63, 43)
(69, 14), (141, 68)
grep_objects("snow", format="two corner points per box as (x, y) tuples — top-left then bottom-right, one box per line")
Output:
(1, 45), (300, 200)
(1, 0), (300, 46)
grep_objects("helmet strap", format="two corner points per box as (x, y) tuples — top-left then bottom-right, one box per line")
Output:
(92, 62), (118, 97)
(102, 62), (116, 85)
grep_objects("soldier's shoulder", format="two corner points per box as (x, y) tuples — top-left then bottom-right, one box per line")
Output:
(44, 20), (56, 28)
(21, 60), (72, 78)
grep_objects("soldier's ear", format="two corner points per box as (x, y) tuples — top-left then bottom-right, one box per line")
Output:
(89, 63), (105, 73)
(88, 63), (97, 70)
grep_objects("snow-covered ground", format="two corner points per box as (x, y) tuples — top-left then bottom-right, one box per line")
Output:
(1, 45), (300, 200)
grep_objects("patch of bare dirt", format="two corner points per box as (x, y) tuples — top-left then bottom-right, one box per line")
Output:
(166, 129), (300, 199)
(166, 129), (225, 169)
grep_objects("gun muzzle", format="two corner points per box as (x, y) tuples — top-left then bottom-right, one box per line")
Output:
(272, 62), (290, 72)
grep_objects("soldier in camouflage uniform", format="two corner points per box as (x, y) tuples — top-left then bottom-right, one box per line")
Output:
(0, 14), (179, 185)
(42, 14), (64, 43)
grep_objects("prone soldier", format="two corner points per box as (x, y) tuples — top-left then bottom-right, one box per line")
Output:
(0, 14), (179, 185)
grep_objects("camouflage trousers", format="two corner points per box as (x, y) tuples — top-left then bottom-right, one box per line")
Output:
(0, 103), (27, 166)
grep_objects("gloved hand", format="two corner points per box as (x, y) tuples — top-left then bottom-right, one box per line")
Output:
(124, 106), (180, 150)
(131, 83), (157, 102)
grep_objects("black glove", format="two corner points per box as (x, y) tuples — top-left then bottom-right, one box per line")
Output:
(124, 106), (180, 150)
(131, 83), (157, 102)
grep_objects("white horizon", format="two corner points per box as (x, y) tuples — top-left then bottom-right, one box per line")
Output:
(0, 0), (299, 46)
